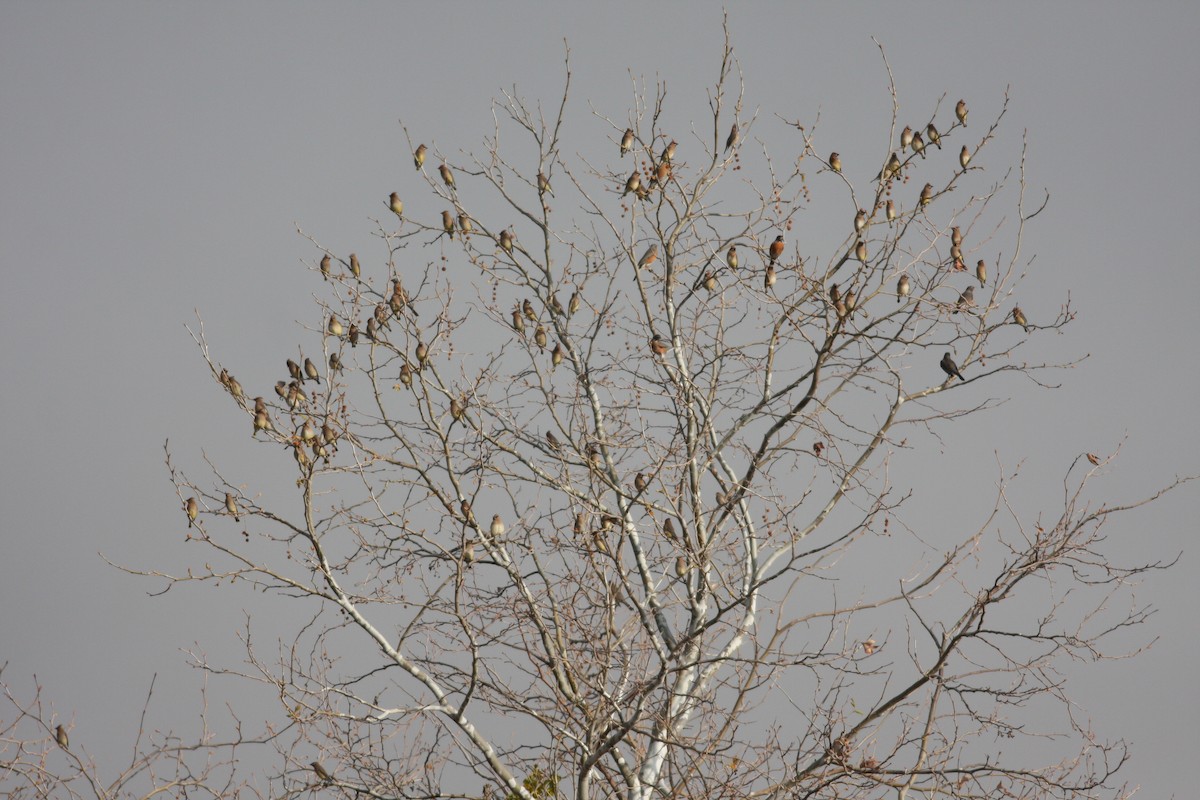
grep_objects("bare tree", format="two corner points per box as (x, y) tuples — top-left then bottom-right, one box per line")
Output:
(7, 25), (1191, 800)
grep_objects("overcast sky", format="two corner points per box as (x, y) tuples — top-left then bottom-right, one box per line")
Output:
(2, 3), (1197, 798)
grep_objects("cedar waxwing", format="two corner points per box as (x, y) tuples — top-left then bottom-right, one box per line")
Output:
(622, 171), (641, 197)
(415, 341), (428, 365)
(573, 512), (584, 537)
(651, 160), (670, 188)
(312, 439), (328, 462)
(322, 422), (336, 444)
(568, 290), (581, 315)
(511, 308), (525, 334)
(620, 128), (634, 157)
(227, 375), (244, 401)
(320, 254), (331, 281)
(293, 440), (310, 469)
(663, 517), (677, 540)
(650, 334), (669, 356)
(855, 240), (868, 263)
(275, 381), (288, 399)
(522, 298), (536, 321)
(349, 253), (360, 278)
(634, 472), (648, 493)
(911, 130), (925, 157)
(300, 419), (317, 442)
(764, 264), (776, 290)
(288, 382), (307, 410)
(534, 325), (547, 349)
(399, 362), (413, 387)
(843, 288), (857, 313)
(186, 497), (198, 527)
(311, 762), (333, 782)
(303, 358), (320, 383)
(463, 540), (477, 564)
(348, 324), (360, 347)
(442, 210), (455, 238)
(940, 352), (964, 381)
(975, 259), (987, 287)
(675, 555), (688, 578)
(726, 245), (738, 271)
(702, 270), (717, 293)
(366, 317), (378, 341)
(225, 492), (239, 521)
(829, 152), (842, 173)
(662, 139), (677, 162)
(725, 123), (740, 152)
(1012, 306), (1030, 332)
(880, 152), (902, 181)
(897, 274), (910, 303)
(953, 285), (975, 314)
(254, 409), (273, 435)
(834, 296), (848, 320)
(959, 145), (971, 169)
(549, 293), (565, 317)
(546, 430), (561, 450)
(537, 171), (552, 196)
(886, 199), (897, 223)
(450, 397), (465, 421)
(439, 163), (454, 188)
(457, 214), (472, 235)
(490, 514), (505, 538)
(287, 359), (303, 382)
(254, 396), (266, 414)
(952, 226), (964, 246)
(328, 352), (342, 373)
(389, 192), (404, 218)
(551, 341), (564, 367)
(926, 123), (942, 149)
(900, 126), (914, 151)
(854, 209), (868, 234)
(768, 235), (784, 266)
(829, 283), (841, 305)
(499, 229), (514, 253)
(955, 99), (968, 126)
(327, 316), (344, 336)
(919, 183), (933, 207)
(56, 725), (69, 750)
(637, 244), (658, 269)
(414, 143), (427, 170)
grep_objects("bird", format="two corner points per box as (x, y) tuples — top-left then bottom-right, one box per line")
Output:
(546, 430), (561, 450)
(551, 341), (564, 367)
(538, 171), (553, 196)
(349, 253), (361, 279)
(457, 214), (472, 235)
(439, 163), (455, 188)
(528, 326), (545, 352)
(511, 308), (525, 334)
(764, 264), (776, 290)
(499, 228), (514, 253)
(366, 317), (379, 341)
(900, 126), (914, 151)
(662, 139), (677, 162)
(1012, 306), (1030, 332)
(952, 226), (964, 246)
(768, 235), (785, 266)
(328, 352), (342, 373)
(254, 396), (267, 414)
(663, 518), (677, 541)
(293, 440), (310, 469)
(415, 341), (428, 365)
(919, 183), (933, 207)
(320, 254), (331, 280)
(414, 143), (427, 170)
(955, 99), (968, 126)
(649, 160), (670, 190)
(650, 334), (670, 356)
(327, 316), (344, 336)
(940, 352), (964, 381)
(186, 497), (198, 527)
(926, 123), (942, 149)
(322, 422), (336, 444)
(568, 290), (581, 316)
(399, 362), (412, 388)
(622, 171), (641, 197)
(897, 274), (910, 303)
(911, 130), (926, 157)
(348, 324), (360, 347)
(829, 283), (841, 305)
(55, 724), (69, 749)
(829, 152), (842, 173)
(300, 419), (317, 442)
(490, 514), (506, 539)
(620, 128), (634, 157)
(637, 244), (658, 269)
(225, 493), (239, 521)
(886, 200), (897, 223)
(726, 245), (738, 271)
(311, 762), (333, 782)
(843, 288), (857, 314)
(701, 270), (717, 293)
(449, 397), (465, 422)
(953, 285), (975, 314)
(463, 540), (478, 564)
(304, 358), (320, 383)
(675, 555), (688, 579)
(854, 240), (868, 263)
(725, 122), (740, 152)
(854, 208), (868, 234)
(634, 472), (648, 493)
(274, 381), (288, 400)
(522, 298), (536, 321)
(254, 410), (273, 435)
(225, 374), (244, 401)
(287, 359), (303, 382)
(442, 210), (455, 238)
(959, 145), (971, 169)
(389, 192), (404, 218)
(975, 259), (987, 287)
(880, 152), (902, 181)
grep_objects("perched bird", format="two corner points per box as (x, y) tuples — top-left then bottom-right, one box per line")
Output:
(292, 440), (310, 469)
(701, 270), (717, 293)
(186, 497), (198, 527)
(366, 317), (378, 341)
(726, 245), (738, 271)
(854, 208), (868, 235)
(303, 358), (320, 383)
(955, 99), (968, 126)
(663, 517), (677, 541)
(911, 130), (926, 157)
(854, 240), (868, 263)
(349, 253), (361, 279)
(975, 259), (987, 287)
(634, 472), (648, 493)
(926, 122), (942, 149)
(900, 126), (914, 151)
(650, 334), (670, 356)
(622, 171), (641, 197)
(328, 352), (342, 373)
(725, 122), (740, 152)
(457, 214), (472, 235)
(568, 290), (581, 315)
(537, 171), (552, 196)
(254, 409), (273, 435)
(546, 430), (561, 450)
(620, 128), (635, 157)
(414, 143), (427, 170)
(463, 540), (477, 565)
(534, 325), (547, 349)
(551, 341), (564, 367)
(1012, 305), (1030, 332)
(439, 163), (455, 188)
(881, 152), (902, 181)
(843, 288), (857, 313)
(637, 244), (659, 269)
(829, 283), (841, 305)
(450, 397), (465, 421)
(919, 183), (933, 207)
(274, 381), (289, 399)
(348, 324), (360, 347)
(675, 555), (688, 579)
(829, 152), (842, 173)
(320, 254), (331, 280)
(254, 396), (267, 414)
(389, 192), (404, 218)
(651, 159), (670, 188)
(511, 308), (525, 334)
(399, 362), (412, 388)
(415, 341), (428, 365)
(953, 285), (976, 314)
(311, 762), (333, 783)
(522, 298), (536, 321)
(662, 139), (677, 162)
(226, 375), (244, 401)
(490, 514), (506, 539)
(886, 199), (897, 223)
(322, 422), (336, 445)
(940, 352), (964, 381)
(300, 419), (317, 442)
(768, 235), (785, 266)
(225, 493), (239, 521)
(287, 359), (303, 382)
(499, 228), (514, 253)
(764, 264), (776, 290)
(327, 315), (344, 336)
(56, 725), (69, 750)
(959, 145), (971, 169)
(442, 210), (455, 238)
(897, 274), (910, 303)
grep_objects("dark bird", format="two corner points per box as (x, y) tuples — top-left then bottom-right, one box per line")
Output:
(622, 171), (641, 197)
(637, 244), (658, 269)
(650, 334), (670, 356)
(56, 724), (69, 750)
(414, 143), (427, 170)
(940, 352), (964, 381)
(919, 183), (933, 207)
(725, 122), (740, 152)
(186, 497), (198, 527)
(959, 145), (971, 169)
(311, 762), (333, 783)
(768, 235), (785, 266)
(349, 253), (361, 279)
(662, 139), (677, 162)
(537, 171), (552, 196)
(829, 152), (842, 173)
(897, 274), (910, 303)
(975, 259), (987, 287)
(1012, 306), (1030, 332)
(955, 99), (968, 126)
(900, 126), (914, 151)
(327, 316), (344, 336)
(320, 254), (331, 281)
(953, 285), (975, 314)
(442, 210), (455, 238)
(620, 128), (635, 157)
(225, 493), (239, 521)
(389, 192), (404, 218)
(439, 163), (455, 188)
(287, 359), (303, 382)
(726, 245), (738, 271)
(303, 358), (320, 383)
(926, 123), (942, 149)
(546, 430), (561, 450)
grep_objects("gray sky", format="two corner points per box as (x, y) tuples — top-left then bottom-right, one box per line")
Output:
(2, 3), (1197, 797)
